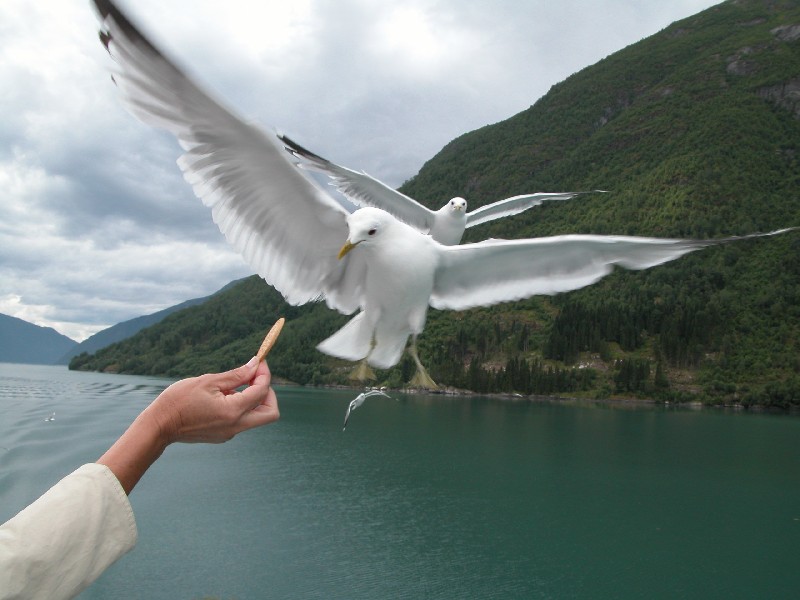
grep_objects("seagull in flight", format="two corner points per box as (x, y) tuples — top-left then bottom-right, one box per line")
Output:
(92, 0), (795, 389)
(342, 389), (391, 431)
(280, 134), (602, 245)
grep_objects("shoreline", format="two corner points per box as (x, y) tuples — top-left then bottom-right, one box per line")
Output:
(281, 380), (800, 415)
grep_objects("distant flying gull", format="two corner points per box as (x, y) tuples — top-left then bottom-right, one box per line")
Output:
(343, 389), (391, 431)
(92, 0), (796, 388)
(44, 412), (55, 422)
(280, 134), (603, 245)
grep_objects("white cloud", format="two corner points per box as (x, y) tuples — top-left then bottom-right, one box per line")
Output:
(0, 0), (720, 342)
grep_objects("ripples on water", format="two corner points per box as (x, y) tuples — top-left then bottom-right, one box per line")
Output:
(1, 364), (799, 599)
(0, 365), (170, 523)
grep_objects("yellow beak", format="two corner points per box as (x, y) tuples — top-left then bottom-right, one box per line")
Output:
(338, 240), (359, 259)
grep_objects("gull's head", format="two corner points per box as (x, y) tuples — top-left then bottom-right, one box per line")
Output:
(447, 197), (467, 213)
(338, 207), (393, 259)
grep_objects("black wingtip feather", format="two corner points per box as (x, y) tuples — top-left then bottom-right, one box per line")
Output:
(92, 0), (164, 58)
(279, 133), (328, 164)
(99, 31), (112, 51)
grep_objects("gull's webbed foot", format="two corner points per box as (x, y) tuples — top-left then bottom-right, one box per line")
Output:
(349, 359), (376, 382)
(408, 366), (438, 390)
(407, 336), (438, 390)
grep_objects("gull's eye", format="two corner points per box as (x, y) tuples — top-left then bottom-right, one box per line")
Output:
(368, 228), (377, 236)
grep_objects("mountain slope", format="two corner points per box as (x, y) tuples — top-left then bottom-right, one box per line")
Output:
(70, 276), (348, 382)
(399, 0), (800, 405)
(57, 279), (242, 364)
(0, 314), (77, 364)
(73, 0), (800, 406)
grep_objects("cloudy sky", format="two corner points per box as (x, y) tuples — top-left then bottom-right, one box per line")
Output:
(1, 0), (721, 342)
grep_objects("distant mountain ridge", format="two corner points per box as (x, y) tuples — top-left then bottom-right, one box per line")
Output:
(56, 298), (208, 364)
(58, 279), (242, 364)
(0, 280), (241, 366)
(71, 0), (800, 407)
(0, 314), (76, 365)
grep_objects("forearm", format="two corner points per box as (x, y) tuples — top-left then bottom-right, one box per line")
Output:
(97, 360), (276, 495)
(97, 408), (169, 495)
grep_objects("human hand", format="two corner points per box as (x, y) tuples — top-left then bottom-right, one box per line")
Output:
(98, 358), (279, 494)
(143, 358), (280, 445)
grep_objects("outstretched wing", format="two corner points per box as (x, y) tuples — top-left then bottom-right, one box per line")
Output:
(93, 0), (365, 313)
(280, 134), (437, 234)
(431, 230), (794, 310)
(465, 191), (599, 228)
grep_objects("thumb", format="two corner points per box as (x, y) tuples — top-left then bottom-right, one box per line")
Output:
(212, 357), (259, 392)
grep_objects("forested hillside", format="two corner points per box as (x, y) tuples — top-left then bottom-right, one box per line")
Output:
(57, 284), (233, 364)
(72, 0), (800, 407)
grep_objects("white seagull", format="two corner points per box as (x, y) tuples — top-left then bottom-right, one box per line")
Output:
(280, 134), (602, 246)
(343, 389), (392, 431)
(92, 0), (795, 388)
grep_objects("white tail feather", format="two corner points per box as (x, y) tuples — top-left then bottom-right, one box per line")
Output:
(316, 312), (372, 362)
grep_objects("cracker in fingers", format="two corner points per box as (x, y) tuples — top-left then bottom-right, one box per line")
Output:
(256, 317), (285, 363)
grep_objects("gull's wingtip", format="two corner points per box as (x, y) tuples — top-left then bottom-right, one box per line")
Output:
(279, 133), (328, 164)
(91, 0), (163, 58)
(91, 0), (111, 19)
(770, 226), (799, 236)
(98, 24), (111, 44)
(342, 407), (351, 431)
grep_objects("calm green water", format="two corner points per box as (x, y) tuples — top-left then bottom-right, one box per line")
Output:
(1, 364), (798, 599)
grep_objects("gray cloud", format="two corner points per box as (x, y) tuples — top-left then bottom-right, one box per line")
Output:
(0, 0), (720, 341)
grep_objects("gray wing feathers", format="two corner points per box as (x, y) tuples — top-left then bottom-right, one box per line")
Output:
(430, 232), (787, 311)
(95, 1), (362, 311)
(280, 134), (436, 233)
(466, 192), (588, 228)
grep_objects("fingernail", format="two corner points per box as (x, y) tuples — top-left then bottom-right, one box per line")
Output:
(245, 356), (258, 368)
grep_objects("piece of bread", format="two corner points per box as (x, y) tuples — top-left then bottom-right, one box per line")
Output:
(256, 317), (285, 362)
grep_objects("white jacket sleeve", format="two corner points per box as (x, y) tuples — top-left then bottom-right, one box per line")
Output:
(0, 463), (138, 600)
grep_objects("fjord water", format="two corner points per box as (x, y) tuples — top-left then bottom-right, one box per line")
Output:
(1, 364), (798, 599)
